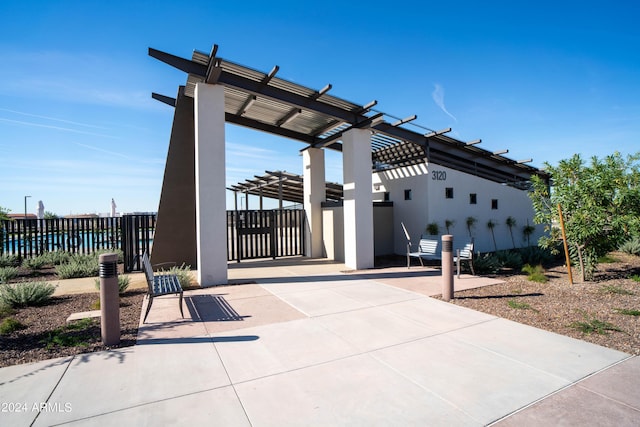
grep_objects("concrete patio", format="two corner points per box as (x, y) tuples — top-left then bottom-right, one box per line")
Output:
(1, 259), (638, 426)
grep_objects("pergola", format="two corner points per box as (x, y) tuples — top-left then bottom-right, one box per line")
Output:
(228, 171), (343, 208)
(149, 44), (549, 286)
(150, 46), (548, 188)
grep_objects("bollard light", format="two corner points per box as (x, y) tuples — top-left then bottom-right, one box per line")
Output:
(99, 253), (120, 346)
(442, 235), (454, 301)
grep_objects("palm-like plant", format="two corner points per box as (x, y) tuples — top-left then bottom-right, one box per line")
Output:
(505, 216), (517, 249)
(445, 219), (455, 234)
(466, 216), (477, 238)
(523, 220), (536, 247)
(426, 222), (440, 236)
(487, 219), (498, 252)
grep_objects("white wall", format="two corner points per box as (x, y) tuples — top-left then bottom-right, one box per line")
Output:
(373, 162), (544, 254)
(322, 206), (344, 261)
(373, 163), (430, 256)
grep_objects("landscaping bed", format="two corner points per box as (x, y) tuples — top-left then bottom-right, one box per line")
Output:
(0, 289), (145, 368)
(444, 251), (640, 355)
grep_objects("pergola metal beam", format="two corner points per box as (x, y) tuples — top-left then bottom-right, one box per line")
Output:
(149, 48), (207, 76)
(226, 114), (316, 144)
(152, 92), (176, 107)
(229, 170), (343, 205)
(150, 45), (550, 187)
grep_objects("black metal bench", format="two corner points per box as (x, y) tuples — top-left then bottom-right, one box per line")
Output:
(141, 252), (184, 323)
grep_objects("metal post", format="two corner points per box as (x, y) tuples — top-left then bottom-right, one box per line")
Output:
(24, 195), (31, 219)
(99, 253), (120, 345)
(442, 235), (454, 301)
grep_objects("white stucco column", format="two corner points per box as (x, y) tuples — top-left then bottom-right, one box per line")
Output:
(342, 128), (374, 269)
(194, 83), (227, 286)
(303, 147), (326, 258)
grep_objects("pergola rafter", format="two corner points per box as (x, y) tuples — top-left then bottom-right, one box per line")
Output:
(228, 171), (343, 205)
(149, 45), (550, 189)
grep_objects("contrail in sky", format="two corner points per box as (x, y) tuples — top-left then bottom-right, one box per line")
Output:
(0, 117), (115, 139)
(73, 142), (132, 159)
(0, 108), (108, 129)
(432, 84), (457, 121)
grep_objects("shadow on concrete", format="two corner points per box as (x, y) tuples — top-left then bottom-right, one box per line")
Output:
(251, 269), (441, 284)
(0, 356), (74, 386)
(137, 336), (260, 345)
(228, 257), (339, 269)
(188, 294), (250, 322)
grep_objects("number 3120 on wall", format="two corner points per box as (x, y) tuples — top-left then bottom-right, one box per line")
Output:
(432, 171), (447, 180)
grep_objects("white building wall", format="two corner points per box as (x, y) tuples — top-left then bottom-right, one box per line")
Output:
(372, 163), (430, 254)
(373, 162), (544, 254)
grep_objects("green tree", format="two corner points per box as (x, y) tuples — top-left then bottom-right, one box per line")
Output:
(529, 152), (640, 281)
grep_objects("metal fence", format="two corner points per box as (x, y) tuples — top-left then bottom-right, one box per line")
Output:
(2, 210), (305, 266)
(1, 217), (122, 259)
(1, 215), (157, 272)
(227, 209), (306, 261)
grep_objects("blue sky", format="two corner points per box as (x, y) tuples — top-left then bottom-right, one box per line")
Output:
(1, 1), (638, 216)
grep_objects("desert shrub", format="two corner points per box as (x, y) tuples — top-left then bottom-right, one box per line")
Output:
(619, 236), (640, 256)
(569, 312), (622, 335)
(23, 254), (48, 270)
(0, 266), (19, 284)
(163, 264), (194, 288)
(39, 251), (73, 266)
(0, 254), (20, 267)
(600, 285), (634, 295)
(597, 254), (619, 264)
(94, 275), (130, 294)
(0, 281), (56, 308)
(473, 253), (502, 275)
(522, 264), (548, 283)
(91, 249), (124, 263)
(0, 317), (27, 335)
(56, 257), (99, 279)
(614, 308), (640, 316)
(42, 318), (96, 349)
(0, 304), (15, 318)
(507, 299), (536, 311)
(518, 246), (554, 266)
(495, 250), (523, 269)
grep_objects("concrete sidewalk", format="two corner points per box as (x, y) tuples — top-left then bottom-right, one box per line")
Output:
(1, 261), (638, 426)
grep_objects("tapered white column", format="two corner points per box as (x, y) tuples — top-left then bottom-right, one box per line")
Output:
(342, 128), (374, 269)
(303, 147), (325, 257)
(195, 83), (227, 286)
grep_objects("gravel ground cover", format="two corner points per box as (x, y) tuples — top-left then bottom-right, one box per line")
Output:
(0, 290), (144, 368)
(444, 251), (640, 355)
